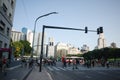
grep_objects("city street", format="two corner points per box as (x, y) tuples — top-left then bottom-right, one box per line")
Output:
(45, 62), (120, 80)
(48, 69), (120, 80)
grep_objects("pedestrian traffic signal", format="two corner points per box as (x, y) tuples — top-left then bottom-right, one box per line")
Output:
(85, 26), (88, 33)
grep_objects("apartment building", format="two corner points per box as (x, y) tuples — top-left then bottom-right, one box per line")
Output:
(0, 0), (16, 48)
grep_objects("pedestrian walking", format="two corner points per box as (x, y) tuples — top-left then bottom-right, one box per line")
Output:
(62, 57), (66, 68)
(2, 56), (7, 72)
(68, 59), (71, 66)
(72, 58), (76, 70)
(92, 60), (95, 67)
(2, 56), (7, 76)
(106, 61), (109, 68)
(76, 59), (79, 69)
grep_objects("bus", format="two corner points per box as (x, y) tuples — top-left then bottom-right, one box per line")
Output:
(66, 56), (84, 64)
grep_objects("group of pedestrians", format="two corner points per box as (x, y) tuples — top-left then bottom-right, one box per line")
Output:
(62, 57), (80, 70)
(84, 60), (110, 68)
(21, 57), (34, 68)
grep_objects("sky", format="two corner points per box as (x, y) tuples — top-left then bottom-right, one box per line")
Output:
(13, 0), (120, 50)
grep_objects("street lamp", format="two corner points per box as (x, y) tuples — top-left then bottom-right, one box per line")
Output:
(31, 12), (58, 58)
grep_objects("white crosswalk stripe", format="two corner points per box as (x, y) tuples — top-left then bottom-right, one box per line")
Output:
(47, 66), (54, 71)
(46, 65), (120, 71)
(66, 67), (73, 71)
(46, 66), (76, 71)
(57, 67), (66, 71)
(52, 66), (60, 71)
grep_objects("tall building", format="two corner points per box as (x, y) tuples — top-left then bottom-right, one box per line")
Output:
(47, 37), (55, 58)
(11, 28), (33, 47)
(97, 33), (106, 49)
(0, 0), (16, 48)
(34, 32), (41, 56)
(11, 30), (25, 42)
(55, 42), (81, 58)
(55, 42), (68, 58)
(33, 32), (46, 57)
(26, 29), (33, 47)
(21, 27), (33, 47)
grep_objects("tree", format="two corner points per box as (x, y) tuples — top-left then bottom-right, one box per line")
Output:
(83, 47), (120, 61)
(19, 40), (32, 55)
(12, 41), (23, 57)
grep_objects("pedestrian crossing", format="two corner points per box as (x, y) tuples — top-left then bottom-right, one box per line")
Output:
(45, 66), (120, 71)
(46, 66), (79, 71)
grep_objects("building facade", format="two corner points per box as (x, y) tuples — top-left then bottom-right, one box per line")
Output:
(11, 28), (33, 45)
(55, 42), (68, 58)
(26, 29), (33, 47)
(33, 32), (46, 57)
(11, 30), (25, 42)
(97, 33), (106, 49)
(47, 37), (55, 58)
(54, 42), (81, 58)
(0, 0), (16, 48)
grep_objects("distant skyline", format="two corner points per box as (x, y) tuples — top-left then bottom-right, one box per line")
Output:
(13, 0), (120, 50)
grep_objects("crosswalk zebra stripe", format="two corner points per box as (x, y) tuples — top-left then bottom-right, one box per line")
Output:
(47, 66), (54, 71)
(66, 67), (73, 71)
(57, 67), (66, 71)
(52, 66), (60, 70)
(47, 66), (81, 71)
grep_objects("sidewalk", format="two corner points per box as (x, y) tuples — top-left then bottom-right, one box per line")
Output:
(26, 66), (52, 80)
(0, 65), (33, 80)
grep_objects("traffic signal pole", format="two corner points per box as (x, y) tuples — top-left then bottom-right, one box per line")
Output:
(39, 25), (103, 72)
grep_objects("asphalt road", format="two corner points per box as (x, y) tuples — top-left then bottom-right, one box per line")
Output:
(47, 69), (120, 80)
(45, 62), (120, 80)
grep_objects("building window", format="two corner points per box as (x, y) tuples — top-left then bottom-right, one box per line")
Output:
(9, 13), (12, 20)
(49, 42), (53, 46)
(0, 41), (3, 48)
(2, 3), (7, 13)
(7, 27), (10, 36)
(4, 43), (7, 48)
(0, 20), (5, 33)
(11, 0), (14, 9)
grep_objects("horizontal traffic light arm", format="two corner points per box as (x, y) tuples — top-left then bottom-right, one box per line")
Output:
(43, 25), (97, 32)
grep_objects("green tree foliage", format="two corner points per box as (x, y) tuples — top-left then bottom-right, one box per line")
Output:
(19, 40), (32, 55)
(12, 41), (23, 57)
(83, 47), (120, 60)
(12, 40), (32, 57)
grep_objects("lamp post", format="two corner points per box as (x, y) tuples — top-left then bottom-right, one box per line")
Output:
(31, 12), (58, 58)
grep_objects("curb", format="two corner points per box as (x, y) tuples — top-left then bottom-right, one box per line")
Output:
(7, 65), (21, 70)
(23, 68), (33, 80)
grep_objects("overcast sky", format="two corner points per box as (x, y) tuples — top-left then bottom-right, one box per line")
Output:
(13, 0), (120, 50)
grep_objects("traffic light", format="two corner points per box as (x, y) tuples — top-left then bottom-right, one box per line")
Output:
(85, 26), (88, 33)
(97, 27), (103, 34)
(97, 28), (100, 34)
(99, 27), (103, 33)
